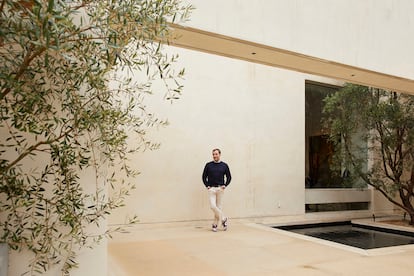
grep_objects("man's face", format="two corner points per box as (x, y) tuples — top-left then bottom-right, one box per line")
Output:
(212, 150), (221, 162)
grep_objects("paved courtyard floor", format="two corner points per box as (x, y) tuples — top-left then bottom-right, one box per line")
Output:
(108, 219), (414, 276)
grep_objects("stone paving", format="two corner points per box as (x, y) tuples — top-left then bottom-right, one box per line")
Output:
(108, 218), (414, 276)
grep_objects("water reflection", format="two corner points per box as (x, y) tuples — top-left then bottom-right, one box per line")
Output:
(281, 224), (414, 249)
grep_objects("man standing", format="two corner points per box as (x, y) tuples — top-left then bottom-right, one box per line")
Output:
(202, 148), (232, 232)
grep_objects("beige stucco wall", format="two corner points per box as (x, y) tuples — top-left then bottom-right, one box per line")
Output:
(109, 46), (347, 225)
(184, 0), (414, 80)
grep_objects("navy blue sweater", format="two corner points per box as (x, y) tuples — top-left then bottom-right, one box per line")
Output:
(202, 161), (232, 188)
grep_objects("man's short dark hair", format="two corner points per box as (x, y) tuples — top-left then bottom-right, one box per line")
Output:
(212, 148), (221, 154)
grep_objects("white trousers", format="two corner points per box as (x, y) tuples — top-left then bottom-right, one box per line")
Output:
(208, 187), (225, 225)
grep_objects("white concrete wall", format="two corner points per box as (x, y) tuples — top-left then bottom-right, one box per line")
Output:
(0, 244), (7, 276)
(8, 241), (106, 276)
(5, 168), (107, 276)
(0, 121), (107, 269)
(109, 46), (346, 224)
(184, 0), (414, 80)
(371, 189), (399, 215)
(305, 189), (371, 204)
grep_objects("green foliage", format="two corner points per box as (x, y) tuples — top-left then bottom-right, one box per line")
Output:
(323, 83), (414, 224)
(0, 0), (192, 274)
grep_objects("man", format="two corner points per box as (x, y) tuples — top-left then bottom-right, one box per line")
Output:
(202, 148), (232, 232)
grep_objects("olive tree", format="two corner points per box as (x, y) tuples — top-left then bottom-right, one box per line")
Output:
(323, 83), (414, 225)
(0, 0), (191, 274)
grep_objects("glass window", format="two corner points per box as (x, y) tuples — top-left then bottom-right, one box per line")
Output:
(305, 81), (341, 188)
(305, 81), (368, 189)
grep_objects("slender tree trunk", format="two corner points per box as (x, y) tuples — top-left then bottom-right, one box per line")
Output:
(409, 166), (414, 226)
(401, 200), (414, 225)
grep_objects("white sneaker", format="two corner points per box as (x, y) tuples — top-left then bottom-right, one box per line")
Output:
(222, 218), (228, 231)
(212, 224), (218, 232)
